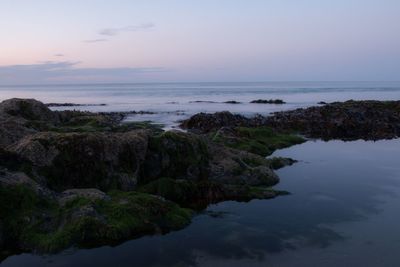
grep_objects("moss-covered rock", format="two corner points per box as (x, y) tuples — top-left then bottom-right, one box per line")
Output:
(0, 98), (301, 257)
(267, 157), (297, 170)
(212, 126), (305, 156)
(143, 131), (210, 183)
(0, 183), (192, 253)
(0, 98), (59, 123)
(10, 130), (150, 192)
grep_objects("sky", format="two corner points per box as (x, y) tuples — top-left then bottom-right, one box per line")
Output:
(0, 0), (399, 84)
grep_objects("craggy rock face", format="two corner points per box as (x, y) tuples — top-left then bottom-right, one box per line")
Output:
(10, 131), (150, 191)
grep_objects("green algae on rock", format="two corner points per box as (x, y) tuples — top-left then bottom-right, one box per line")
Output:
(212, 126), (305, 156)
(0, 183), (192, 253)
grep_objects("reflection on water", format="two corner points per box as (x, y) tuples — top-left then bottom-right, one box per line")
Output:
(2, 139), (400, 267)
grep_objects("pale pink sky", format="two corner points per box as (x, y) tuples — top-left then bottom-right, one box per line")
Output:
(1, 0), (400, 84)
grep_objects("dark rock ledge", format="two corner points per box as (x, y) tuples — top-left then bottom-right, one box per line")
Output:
(181, 100), (400, 140)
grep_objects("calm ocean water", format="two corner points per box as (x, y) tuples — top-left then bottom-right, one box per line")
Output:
(1, 81), (400, 128)
(1, 82), (400, 266)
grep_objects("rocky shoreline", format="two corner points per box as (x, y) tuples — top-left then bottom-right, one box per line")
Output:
(0, 98), (293, 257)
(181, 100), (400, 140)
(1, 98), (399, 258)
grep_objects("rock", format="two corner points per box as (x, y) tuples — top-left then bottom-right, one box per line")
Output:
(224, 101), (242, 104)
(0, 119), (37, 149)
(211, 126), (305, 156)
(266, 100), (400, 140)
(0, 183), (192, 254)
(143, 130), (210, 182)
(208, 143), (279, 186)
(189, 101), (217, 103)
(182, 101), (400, 140)
(0, 98), (59, 123)
(267, 157), (297, 170)
(0, 98), (292, 256)
(180, 111), (257, 133)
(0, 166), (55, 199)
(10, 130), (150, 191)
(250, 99), (286, 104)
(59, 188), (109, 206)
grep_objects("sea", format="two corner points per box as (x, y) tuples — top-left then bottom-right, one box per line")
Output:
(1, 81), (400, 129)
(1, 82), (400, 266)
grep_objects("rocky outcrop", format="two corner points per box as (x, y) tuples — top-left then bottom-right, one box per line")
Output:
(9, 130), (150, 191)
(266, 100), (400, 140)
(143, 131), (210, 183)
(208, 143), (279, 186)
(0, 182), (192, 254)
(0, 98), (59, 123)
(0, 98), (288, 256)
(181, 101), (400, 140)
(180, 111), (249, 132)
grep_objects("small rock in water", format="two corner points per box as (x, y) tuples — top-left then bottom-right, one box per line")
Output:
(224, 101), (242, 104)
(250, 99), (286, 104)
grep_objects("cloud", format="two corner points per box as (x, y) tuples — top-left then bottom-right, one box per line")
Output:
(83, 39), (108, 43)
(98, 23), (155, 36)
(0, 61), (165, 85)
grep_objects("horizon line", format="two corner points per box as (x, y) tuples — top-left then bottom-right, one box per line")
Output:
(1, 80), (400, 88)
